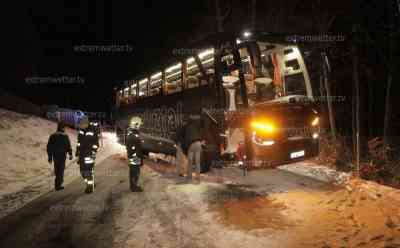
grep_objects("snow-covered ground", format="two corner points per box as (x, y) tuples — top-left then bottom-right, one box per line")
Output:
(1, 107), (400, 247)
(0, 108), (125, 219)
(107, 161), (400, 248)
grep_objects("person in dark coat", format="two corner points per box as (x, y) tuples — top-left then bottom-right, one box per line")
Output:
(125, 116), (144, 192)
(47, 122), (73, 191)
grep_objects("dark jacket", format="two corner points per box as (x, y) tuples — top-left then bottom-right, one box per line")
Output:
(184, 118), (204, 147)
(174, 124), (185, 144)
(174, 124), (188, 154)
(126, 128), (143, 162)
(47, 131), (72, 159)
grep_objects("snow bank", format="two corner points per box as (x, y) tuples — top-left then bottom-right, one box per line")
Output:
(0, 108), (78, 195)
(0, 108), (125, 219)
(278, 161), (351, 185)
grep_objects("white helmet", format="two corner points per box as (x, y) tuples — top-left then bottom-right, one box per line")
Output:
(129, 116), (143, 129)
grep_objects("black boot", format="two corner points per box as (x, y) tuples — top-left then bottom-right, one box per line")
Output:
(131, 186), (143, 192)
(55, 186), (64, 191)
(85, 184), (93, 194)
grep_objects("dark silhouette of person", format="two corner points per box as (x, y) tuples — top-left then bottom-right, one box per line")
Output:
(47, 122), (73, 191)
(125, 117), (144, 192)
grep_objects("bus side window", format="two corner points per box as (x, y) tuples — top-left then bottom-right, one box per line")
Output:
(198, 48), (215, 86)
(138, 78), (148, 98)
(186, 57), (200, 89)
(130, 82), (137, 103)
(150, 72), (163, 96)
(165, 63), (182, 95)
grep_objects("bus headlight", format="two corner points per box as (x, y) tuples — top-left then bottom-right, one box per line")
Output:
(262, 140), (275, 146)
(251, 121), (275, 133)
(311, 117), (319, 126)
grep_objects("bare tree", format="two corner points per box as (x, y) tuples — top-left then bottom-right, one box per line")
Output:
(215, 0), (231, 32)
(312, 0), (338, 142)
(352, 24), (361, 175)
(382, 0), (397, 160)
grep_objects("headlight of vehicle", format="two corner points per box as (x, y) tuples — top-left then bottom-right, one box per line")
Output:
(250, 121), (275, 134)
(311, 117), (319, 126)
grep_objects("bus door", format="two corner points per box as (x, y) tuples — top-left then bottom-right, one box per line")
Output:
(216, 43), (255, 158)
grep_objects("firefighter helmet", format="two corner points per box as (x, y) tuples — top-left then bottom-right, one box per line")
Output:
(129, 116), (143, 129)
(78, 116), (90, 129)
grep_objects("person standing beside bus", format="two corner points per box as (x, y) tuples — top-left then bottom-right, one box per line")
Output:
(174, 118), (188, 177)
(185, 113), (205, 183)
(125, 117), (144, 192)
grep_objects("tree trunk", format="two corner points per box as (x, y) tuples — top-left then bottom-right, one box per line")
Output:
(322, 52), (337, 142)
(366, 68), (374, 138)
(352, 25), (361, 176)
(383, 0), (396, 160)
(215, 0), (231, 33)
(251, 0), (257, 30)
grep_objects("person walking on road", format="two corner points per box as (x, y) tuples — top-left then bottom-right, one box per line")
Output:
(76, 117), (99, 194)
(47, 122), (73, 191)
(184, 113), (205, 183)
(125, 117), (144, 192)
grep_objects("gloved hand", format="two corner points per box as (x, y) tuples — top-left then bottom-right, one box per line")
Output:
(48, 157), (52, 163)
(69, 154), (73, 160)
(75, 151), (79, 157)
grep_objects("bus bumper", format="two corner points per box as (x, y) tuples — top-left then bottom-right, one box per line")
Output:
(250, 137), (319, 167)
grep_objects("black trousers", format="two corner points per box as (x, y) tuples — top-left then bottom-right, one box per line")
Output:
(53, 155), (66, 189)
(129, 166), (141, 189)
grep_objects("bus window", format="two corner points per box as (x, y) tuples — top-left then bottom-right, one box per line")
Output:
(198, 48), (214, 85)
(123, 87), (130, 105)
(186, 57), (200, 89)
(150, 72), (163, 96)
(239, 47), (256, 97)
(256, 42), (311, 100)
(165, 63), (182, 94)
(130, 81), (137, 102)
(255, 42), (285, 101)
(283, 47), (307, 95)
(116, 90), (123, 107)
(138, 78), (148, 98)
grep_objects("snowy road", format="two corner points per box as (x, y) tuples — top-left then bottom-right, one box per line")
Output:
(1, 153), (400, 248)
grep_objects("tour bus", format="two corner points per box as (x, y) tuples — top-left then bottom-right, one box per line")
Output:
(114, 32), (320, 168)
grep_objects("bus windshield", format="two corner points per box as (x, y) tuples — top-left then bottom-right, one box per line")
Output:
(240, 42), (312, 106)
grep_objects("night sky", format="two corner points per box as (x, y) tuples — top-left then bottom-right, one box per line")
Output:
(5, 0), (208, 112)
(4, 0), (394, 118)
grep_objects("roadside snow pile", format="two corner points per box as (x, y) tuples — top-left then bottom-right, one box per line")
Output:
(0, 108), (125, 219)
(0, 108), (78, 196)
(344, 179), (400, 203)
(315, 179), (400, 246)
(278, 161), (351, 185)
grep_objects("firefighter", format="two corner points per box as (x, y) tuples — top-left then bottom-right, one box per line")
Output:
(47, 122), (73, 191)
(76, 117), (99, 194)
(90, 121), (101, 136)
(125, 117), (144, 192)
